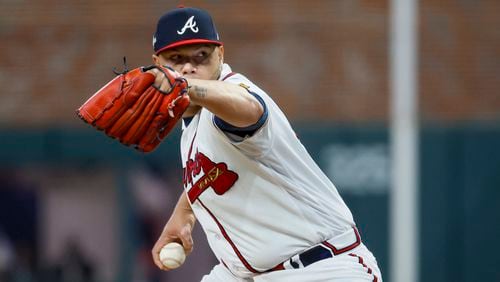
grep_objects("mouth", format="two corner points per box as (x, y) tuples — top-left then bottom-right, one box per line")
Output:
(182, 75), (196, 80)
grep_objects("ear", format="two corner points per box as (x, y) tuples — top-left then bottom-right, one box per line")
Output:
(152, 54), (161, 66)
(217, 46), (225, 63)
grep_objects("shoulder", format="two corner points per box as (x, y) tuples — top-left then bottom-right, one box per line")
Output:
(220, 65), (271, 100)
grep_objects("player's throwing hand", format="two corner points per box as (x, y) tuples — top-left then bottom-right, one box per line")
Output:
(151, 195), (195, 271)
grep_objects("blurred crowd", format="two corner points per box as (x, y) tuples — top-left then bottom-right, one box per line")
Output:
(0, 171), (95, 282)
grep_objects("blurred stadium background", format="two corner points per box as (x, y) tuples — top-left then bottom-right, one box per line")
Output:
(0, 0), (499, 281)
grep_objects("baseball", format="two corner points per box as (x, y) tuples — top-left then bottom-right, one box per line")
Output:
(159, 242), (186, 269)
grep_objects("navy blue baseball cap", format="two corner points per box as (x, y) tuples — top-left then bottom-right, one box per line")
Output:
(153, 7), (222, 54)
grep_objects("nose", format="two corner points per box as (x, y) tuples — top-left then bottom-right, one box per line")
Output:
(180, 62), (197, 75)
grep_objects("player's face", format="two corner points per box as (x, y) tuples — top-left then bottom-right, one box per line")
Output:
(154, 44), (223, 80)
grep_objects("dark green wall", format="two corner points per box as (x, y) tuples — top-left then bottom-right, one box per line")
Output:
(420, 126), (500, 282)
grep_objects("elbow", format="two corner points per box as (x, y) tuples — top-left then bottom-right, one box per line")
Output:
(228, 99), (263, 128)
(251, 100), (265, 124)
(241, 98), (264, 127)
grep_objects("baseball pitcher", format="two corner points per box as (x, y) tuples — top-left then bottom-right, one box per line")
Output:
(77, 6), (382, 282)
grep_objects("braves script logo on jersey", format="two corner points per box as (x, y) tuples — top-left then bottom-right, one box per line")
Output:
(183, 151), (238, 203)
(177, 16), (199, 35)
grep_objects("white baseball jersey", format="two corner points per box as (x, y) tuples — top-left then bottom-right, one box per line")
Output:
(180, 64), (356, 279)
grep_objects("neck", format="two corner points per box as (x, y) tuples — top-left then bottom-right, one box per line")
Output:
(214, 62), (223, 80)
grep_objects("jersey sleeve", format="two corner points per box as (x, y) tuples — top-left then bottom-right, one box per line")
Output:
(210, 74), (275, 158)
(213, 92), (268, 142)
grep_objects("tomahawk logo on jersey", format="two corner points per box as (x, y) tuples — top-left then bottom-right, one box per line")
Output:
(183, 149), (239, 203)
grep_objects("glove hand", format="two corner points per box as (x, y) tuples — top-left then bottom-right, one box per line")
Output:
(149, 66), (182, 93)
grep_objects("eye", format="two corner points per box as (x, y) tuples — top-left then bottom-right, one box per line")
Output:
(196, 51), (208, 58)
(168, 54), (183, 64)
(193, 50), (211, 64)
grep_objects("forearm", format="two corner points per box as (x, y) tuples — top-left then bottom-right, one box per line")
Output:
(167, 192), (196, 229)
(153, 191), (195, 267)
(187, 79), (263, 127)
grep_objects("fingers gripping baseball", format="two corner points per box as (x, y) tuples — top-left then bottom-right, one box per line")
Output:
(152, 221), (194, 271)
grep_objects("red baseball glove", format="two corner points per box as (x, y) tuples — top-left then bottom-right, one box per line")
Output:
(76, 65), (190, 152)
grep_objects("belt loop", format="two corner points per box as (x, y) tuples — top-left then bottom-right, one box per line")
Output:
(291, 254), (304, 269)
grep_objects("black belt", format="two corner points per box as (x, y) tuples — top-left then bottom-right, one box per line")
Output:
(269, 227), (361, 271)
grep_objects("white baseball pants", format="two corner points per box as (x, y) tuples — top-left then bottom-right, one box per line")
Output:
(200, 243), (382, 282)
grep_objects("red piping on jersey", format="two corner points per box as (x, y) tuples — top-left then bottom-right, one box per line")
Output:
(198, 199), (262, 274)
(348, 253), (379, 282)
(321, 227), (361, 255)
(187, 132), (197, 158)
(221, 72), (237, 81)
(183, 131), (197, 190)
(221, 259), (229, 269)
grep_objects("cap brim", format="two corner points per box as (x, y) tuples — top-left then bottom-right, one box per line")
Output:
(156, 39), (223, 54)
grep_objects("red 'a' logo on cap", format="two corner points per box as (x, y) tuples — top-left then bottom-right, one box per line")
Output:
(183, 151), (238, 203)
